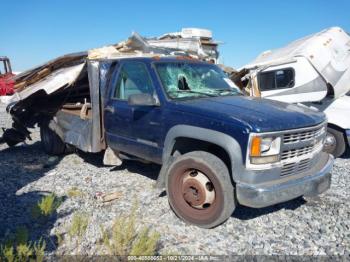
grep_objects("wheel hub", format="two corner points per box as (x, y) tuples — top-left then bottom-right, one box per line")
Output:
(181, 170), (215, 209)
(183, 179), (206, 206)
(324, 133), (336, 151)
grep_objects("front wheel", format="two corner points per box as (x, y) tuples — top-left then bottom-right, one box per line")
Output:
(166, 151), (235, 228)
(324, 127), (346, 158)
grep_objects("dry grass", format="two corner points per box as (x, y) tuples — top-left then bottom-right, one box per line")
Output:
(31, 193), (63, 219)
(0, 226), (46, 262)
(101, 203), (160, 256)
(67, 187), (84, 198)
(129, 227), (160, 256)
(68, 213), (89, 240)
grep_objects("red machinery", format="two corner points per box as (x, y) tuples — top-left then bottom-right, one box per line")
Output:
(0, 56), (15, 96)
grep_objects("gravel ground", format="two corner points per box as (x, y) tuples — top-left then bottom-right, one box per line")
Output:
(0, 102), (349, 257)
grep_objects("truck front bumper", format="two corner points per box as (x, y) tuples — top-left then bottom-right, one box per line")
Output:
(236, 154), (334, 208)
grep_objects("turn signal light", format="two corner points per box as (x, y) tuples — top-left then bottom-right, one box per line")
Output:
(250, 136), (261, 157)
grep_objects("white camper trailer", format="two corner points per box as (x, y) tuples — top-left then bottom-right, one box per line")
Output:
(236, 27), (350, 157)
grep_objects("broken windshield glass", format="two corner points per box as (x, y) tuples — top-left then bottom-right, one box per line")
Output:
(155, 62), (241, 99)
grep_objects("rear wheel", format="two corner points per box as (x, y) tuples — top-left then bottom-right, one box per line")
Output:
(1, 128), (26, 147)
(166, 151), (235, 228)
(40, 125), (66, 155)
(324, 127), (346, 158)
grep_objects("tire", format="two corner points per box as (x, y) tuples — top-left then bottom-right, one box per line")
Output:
(324, 127), (346, 158)
(166, 151), (235, 228)
(40, 125), (66, 155)
(2, 128), (26, 147)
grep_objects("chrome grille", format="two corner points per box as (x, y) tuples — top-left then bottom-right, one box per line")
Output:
(283, 126), (325, 144)
(280, 123), (326, 176)
(281, 145), (314, 160)
(281, 158), (311, 176)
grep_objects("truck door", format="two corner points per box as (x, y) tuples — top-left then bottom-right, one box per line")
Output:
(104, 61), (163, 163)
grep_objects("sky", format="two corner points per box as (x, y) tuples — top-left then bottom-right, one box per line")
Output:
(1, 0), (350, 72)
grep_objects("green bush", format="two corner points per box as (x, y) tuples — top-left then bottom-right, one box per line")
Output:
(33, 239), (46, 262)
(101, 204), (160, 256)
(0, 226), (46, 262)
(68, 213), (89, 240)
(0, 245), (14, 262)
(31, 193), (63, 219)
(130, 227), (160, 256)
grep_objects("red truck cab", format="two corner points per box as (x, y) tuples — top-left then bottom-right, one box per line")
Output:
(0, 56), (15, 96)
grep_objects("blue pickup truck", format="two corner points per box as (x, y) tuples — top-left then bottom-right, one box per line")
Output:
(2, 56), (334, 228)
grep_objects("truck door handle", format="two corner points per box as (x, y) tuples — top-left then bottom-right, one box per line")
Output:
(104, 106), (115, 114)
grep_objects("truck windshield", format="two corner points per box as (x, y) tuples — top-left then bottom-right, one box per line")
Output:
(155, 62), (241, 99)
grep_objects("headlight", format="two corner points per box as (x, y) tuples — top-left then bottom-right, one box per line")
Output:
(248, 135), (281, 165)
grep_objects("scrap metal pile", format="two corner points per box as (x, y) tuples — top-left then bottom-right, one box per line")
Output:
(9, 28), (219, 99)
(4, 29), (220, 106)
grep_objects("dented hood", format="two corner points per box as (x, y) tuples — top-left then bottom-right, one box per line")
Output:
(175, 96), (326, 132)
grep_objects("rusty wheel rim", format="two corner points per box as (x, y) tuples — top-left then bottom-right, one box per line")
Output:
(182, 170), (216, 209)
(168, 160), (224, 225)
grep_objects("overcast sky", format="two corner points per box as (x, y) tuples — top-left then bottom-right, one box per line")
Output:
(2, 0), (350, 71)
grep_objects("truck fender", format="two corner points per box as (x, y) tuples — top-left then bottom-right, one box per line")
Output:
(156, 125), (244, 188)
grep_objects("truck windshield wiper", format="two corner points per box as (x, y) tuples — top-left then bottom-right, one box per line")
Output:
(213, 88), (242, 96)
(170, 90), (217, 97)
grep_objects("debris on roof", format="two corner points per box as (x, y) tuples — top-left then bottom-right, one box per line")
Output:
(0, 29), (221, 150)
(9, 29), (220, 97)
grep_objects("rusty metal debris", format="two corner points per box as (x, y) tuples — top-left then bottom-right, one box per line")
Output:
(12, 53), (87, 93)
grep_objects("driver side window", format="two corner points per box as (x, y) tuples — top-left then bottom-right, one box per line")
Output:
(113, 62), (155, 100)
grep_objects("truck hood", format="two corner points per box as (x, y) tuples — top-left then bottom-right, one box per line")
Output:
(174, 96), (325, 132)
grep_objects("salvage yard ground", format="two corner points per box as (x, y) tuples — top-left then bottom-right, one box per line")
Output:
(0, 102), (349, 256)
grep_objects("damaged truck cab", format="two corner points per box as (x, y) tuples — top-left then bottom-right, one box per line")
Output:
(2, 56), (334, 228)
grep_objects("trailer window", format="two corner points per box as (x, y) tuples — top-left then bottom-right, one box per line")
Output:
(259, 68), (295, 91)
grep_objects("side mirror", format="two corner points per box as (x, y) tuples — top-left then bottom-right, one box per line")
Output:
(128, 93), (159, 106)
